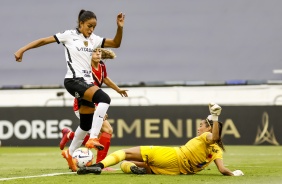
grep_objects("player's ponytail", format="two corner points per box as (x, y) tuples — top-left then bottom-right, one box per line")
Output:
(216, 122), (225, 151)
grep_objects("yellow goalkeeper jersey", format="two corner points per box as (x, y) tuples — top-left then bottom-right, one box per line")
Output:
(175, 132), (223, 174)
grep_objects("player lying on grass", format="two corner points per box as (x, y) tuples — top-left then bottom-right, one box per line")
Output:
(76, 103), (244, 176)
(61, 48), (128, 170)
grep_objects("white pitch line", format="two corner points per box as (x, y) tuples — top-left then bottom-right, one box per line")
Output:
(228, 153), (282, 156)
(0, 169), (120, 181)
(0, 172), (76, 181)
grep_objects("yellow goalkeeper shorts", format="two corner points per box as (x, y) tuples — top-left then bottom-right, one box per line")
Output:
(140, 146), (180, 175)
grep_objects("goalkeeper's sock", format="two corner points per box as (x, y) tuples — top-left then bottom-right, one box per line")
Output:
(120, 161), (136, 173)
(96, 132), (112, 163)
(100, 150), (126, 168)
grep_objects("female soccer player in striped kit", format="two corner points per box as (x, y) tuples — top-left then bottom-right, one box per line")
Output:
(77, 103), (244, 176)
(14, 9), (125, 172)
(60, 48), (128, 168)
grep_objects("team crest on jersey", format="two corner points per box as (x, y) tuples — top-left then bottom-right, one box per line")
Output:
(84, 41), (88, 47)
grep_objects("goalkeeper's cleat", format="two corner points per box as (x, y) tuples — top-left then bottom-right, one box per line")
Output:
(77, 165), (102, 175)
(130, 165), (147, 174)
(85, 138), (104, 150)
(60, 128), (71, 150)
(62, 149), (77, 172)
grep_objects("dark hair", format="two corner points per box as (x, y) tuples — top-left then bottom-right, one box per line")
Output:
(77, 9), (97, 28)
(205, 119), (225, 151)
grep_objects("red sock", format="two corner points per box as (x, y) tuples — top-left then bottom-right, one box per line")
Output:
(82, 134), (90, 145)
(96, 132), (112, 163)
(68, 132), (75, 140)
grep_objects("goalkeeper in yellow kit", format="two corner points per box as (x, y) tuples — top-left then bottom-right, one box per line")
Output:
(77, 103), (244, 176)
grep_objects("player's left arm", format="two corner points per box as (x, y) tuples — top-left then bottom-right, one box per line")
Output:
(103, 12), (125, 48)
(214, 159), (234, 176)
(214, 159), (244, 176)
(104, 77), (128, 97)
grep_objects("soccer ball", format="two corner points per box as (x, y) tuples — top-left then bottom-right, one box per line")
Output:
(72, 147), (94, 168)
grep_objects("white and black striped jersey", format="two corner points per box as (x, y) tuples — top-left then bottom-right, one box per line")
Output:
(54, 29), (105, 84)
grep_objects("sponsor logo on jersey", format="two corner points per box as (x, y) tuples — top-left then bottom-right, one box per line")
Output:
(82, 70), (91, 78)
(76, 47), (94, 53)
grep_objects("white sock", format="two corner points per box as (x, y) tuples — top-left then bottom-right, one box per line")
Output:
(90, 102), (109, 138)
(69, 126), (88, 155)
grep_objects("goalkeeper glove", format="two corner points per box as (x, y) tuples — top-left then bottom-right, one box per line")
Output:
(208, 103), (222, 121)
(232, 170), (244, 176)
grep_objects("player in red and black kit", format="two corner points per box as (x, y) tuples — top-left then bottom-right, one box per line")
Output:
(60, 48), (128, 168)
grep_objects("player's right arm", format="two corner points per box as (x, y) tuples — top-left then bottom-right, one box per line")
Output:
(14, 36), (56, 62)
(206, 103), (222, 142)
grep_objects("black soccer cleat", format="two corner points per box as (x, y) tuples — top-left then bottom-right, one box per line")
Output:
(77, 166), (102, 175)
(130, 165), (147, 174)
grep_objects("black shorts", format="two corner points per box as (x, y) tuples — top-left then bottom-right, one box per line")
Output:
(64, 77), (94, 102)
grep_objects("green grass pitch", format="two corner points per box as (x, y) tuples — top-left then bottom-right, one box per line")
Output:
(0, 146), (282, 184)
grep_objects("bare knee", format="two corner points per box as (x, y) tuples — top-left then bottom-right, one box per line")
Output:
(83, 86), (100, 102)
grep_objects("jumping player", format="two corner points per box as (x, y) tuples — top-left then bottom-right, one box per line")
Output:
(60, 48), (128, 166)
(14, 9), (125, 172)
